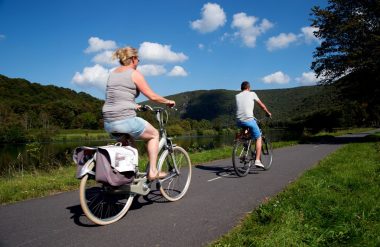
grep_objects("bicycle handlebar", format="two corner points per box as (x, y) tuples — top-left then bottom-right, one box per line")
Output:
(255, 115), (272, 123)
(138, 104), (177, 112)
(138, 104), (177, 127)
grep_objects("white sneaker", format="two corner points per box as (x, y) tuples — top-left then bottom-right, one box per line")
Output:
(254, 160), (264, 168)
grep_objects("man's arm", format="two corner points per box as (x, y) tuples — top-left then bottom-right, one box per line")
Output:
(256, 99), (272, 117)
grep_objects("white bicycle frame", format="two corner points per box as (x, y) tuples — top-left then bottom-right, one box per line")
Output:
(77, 105), (181, 195)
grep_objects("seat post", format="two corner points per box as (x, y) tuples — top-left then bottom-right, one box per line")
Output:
(111, 133), (134, 147)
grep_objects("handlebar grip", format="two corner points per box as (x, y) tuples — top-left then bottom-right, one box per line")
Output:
(138, 105), (154, 112)
(138, 105), (148, 112)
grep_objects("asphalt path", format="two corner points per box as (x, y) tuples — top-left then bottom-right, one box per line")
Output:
(0, 130), (377, 247)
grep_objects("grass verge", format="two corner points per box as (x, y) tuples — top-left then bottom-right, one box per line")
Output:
(0, 140), (296, 205)
(53, 129), (110, 141)
(210, 136), (380, 246)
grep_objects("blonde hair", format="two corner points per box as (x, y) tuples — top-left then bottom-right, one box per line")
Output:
(112, 47), (138, 66)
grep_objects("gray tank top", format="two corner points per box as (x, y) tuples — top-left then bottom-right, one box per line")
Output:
(102, 69), (139, 122)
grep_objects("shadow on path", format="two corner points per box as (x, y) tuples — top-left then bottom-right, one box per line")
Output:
(195, 164), (237, 178)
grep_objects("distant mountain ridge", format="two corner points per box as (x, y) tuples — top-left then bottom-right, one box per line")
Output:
(0, 73), (339, 131)
(156, 85), (337, 126)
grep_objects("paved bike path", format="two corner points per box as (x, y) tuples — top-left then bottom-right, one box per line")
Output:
(2, 132), (375, 247)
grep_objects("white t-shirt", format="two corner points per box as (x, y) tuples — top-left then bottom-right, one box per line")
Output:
(235, 90), (259, 121)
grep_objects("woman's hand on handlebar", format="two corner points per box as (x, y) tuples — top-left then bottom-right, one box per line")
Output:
(166, 100), (176, 108)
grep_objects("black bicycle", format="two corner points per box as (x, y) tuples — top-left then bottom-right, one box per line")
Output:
(232, 118), (273, 177)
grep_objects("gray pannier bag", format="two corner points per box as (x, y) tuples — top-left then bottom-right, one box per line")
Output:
(73, 145), (137, 186)
(73, 146), (97, 178)
(95, 145), (137, 186)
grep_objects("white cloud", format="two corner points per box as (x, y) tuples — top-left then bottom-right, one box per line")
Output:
(0, 34), (5, 40)
(198, 43), (205, 50)
(262, 71), (290, 84)
(266, 26), (320, 52)
(72, 64), (109, 90)
(231, 13), (273, 47)
(84, 37), (117, 53)
(190, 3), (226, 33)
(138, 64), (167, 76)
(168, 66), (188, 77)
(300, 26), (320, 44)
(139, 42), (188, 63)
(296, 71), (320, 85)
(266, 33), (298, 51)
(92, 50), (118, 66)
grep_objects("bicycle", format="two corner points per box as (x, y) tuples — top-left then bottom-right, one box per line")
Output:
(232, 117), (273, 177)
(76, 105), (192, 225)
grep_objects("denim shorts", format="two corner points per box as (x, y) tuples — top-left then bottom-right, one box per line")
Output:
(237, 119), (261, 139)
(104, 117), (148, 139)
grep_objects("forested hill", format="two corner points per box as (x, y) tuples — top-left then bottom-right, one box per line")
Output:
(0, 73), (360, 143)
(0, 74), (103, 131)
(149, 85), (339, 128)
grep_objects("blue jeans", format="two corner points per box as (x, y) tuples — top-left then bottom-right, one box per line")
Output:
(104, 117), (148, 139)
(237, 119), (261, 139)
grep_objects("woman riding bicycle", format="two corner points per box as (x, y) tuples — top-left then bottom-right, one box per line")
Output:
(235, 81), (272, 168)
(102, 46), (175, 181)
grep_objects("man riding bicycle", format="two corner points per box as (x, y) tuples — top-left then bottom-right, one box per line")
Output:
(235, 81), (272, 168)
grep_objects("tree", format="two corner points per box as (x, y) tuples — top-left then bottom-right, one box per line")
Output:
(311, 0), (380, 126)
(73, 112), (98, 129)
(311, 0), (380, 82)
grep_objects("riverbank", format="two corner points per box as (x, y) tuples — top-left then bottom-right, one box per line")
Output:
(210, 133), (380, 246)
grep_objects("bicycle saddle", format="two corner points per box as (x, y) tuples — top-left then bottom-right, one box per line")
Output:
(110, 133), (132, 145)
(239, 127), (251, 139)
(110, 133), (130, 138)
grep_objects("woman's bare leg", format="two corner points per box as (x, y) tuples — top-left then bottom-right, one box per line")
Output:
(138, 122), (166, 180)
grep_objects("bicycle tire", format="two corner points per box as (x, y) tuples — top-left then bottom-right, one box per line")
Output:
(79, 161), (135, 225)
(232, 139), (252, 177)
(158, 146), (192, 202)
(261, 136), (273, 170)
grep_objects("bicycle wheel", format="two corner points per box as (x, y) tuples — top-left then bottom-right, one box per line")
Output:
(158, 146), (192, 202)
(261, 136), (273, 170)
(79, 161), (135, 225)
(232, 139), (252, 177)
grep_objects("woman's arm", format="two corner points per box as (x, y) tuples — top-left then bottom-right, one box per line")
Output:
(132, 70), (175, 106)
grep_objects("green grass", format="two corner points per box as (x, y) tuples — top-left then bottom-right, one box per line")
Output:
(314, 127), (374, 137)
(210, 137), (380, 246)
(52, 129), (110, 141)
(0, 166), (78, 204)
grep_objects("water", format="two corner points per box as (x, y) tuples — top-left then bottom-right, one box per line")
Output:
(0, 128), (301, 176)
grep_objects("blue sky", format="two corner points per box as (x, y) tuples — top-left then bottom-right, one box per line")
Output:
(0, 0), (326, 100)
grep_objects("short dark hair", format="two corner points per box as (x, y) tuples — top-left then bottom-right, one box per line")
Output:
(241, 81), (250, 91)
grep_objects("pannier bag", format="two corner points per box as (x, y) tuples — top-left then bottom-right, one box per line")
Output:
(73, 146), (97, 178)
(95, 145), (138, 186)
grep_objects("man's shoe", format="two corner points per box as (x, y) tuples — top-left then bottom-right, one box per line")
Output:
(254, 160), (264, 168)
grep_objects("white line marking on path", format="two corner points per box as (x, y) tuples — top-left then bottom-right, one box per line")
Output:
(208, 177), (222, 182)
